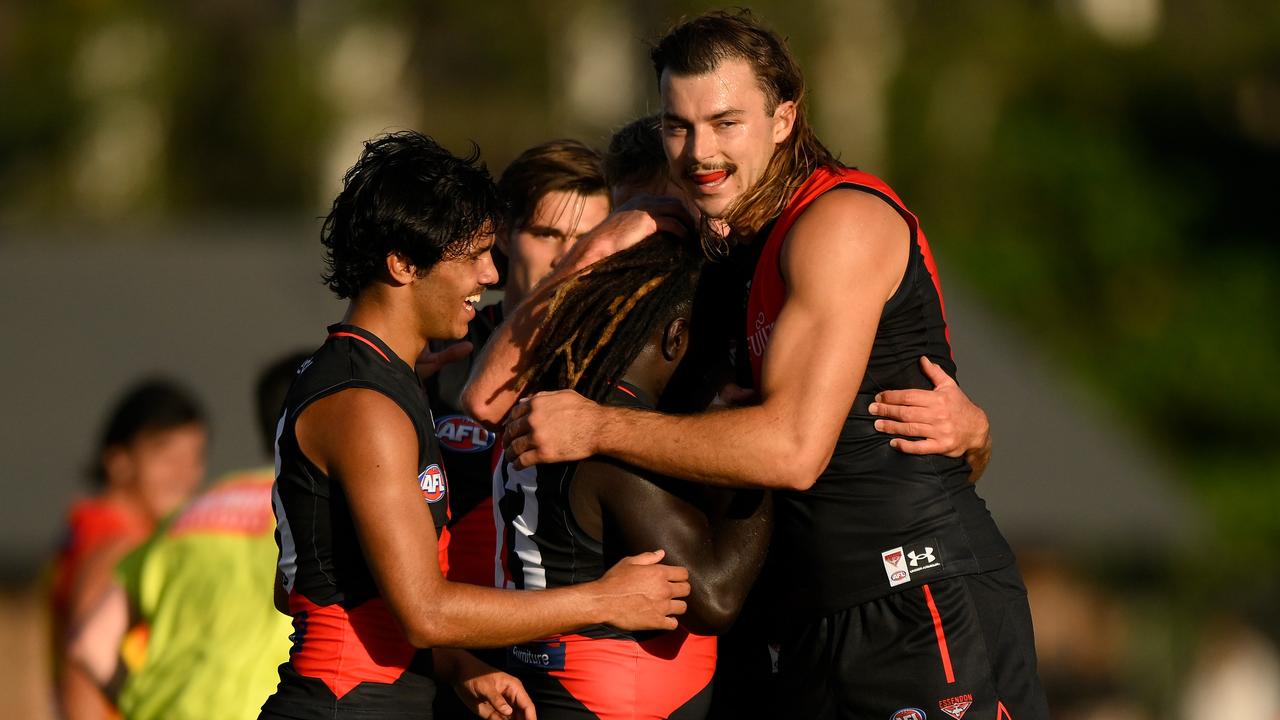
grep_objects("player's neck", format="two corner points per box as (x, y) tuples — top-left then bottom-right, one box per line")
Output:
(618, 345), (675, 405)
(342, 293), (428, 369)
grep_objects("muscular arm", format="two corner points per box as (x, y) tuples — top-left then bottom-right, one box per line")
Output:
(296, 389), (688, 649)
(507, 191), (907, 490)
(462, 198), (689, 427)
(575, 460), (772, 635)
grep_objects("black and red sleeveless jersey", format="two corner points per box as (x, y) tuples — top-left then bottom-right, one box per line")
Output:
(424, 302), (505, 588)
(495, 382), (642, 630)
(263, 323), (449, 719)
(495, 381), (717, 718)
(742, 166), (1013, 616)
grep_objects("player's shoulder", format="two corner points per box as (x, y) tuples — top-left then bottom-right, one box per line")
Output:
(578, 457), (688, 503)
(299, 387), (418, 458)
(792, 186), (906, 237)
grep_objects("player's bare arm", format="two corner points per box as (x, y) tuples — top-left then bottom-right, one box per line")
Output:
(573, 459), (772, 635)
(295, 387), (690, 648)
(505, 189), (907, 490)
(461, 196), (690, 428)
(870, 355), (993, 482)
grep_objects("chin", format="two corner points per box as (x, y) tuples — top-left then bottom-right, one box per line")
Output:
(695, 196), (735, 220)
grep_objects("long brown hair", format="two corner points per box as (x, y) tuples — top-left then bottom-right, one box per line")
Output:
(651, 9), (840, 249)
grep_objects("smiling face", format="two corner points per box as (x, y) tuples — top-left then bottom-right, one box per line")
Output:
(414, 232), (500, 340)
(660, 58), (795, 219)
(501, 189), (610, 305)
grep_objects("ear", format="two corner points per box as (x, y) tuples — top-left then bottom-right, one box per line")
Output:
(101, 446), (134, 488)
(661, 316), (689, 362)
(772, 100), (797, 144)
(385, 251), (418, 286)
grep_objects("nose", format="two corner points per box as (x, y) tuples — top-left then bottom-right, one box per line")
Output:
(690, 126), (717, 165)
(478, 251), (499, 287)
(549, 236), (577, 270)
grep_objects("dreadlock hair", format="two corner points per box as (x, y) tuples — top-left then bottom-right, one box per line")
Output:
(519, 233), (705, 404)
(651, 9), (841, 249)
(604, 114), (667, 197)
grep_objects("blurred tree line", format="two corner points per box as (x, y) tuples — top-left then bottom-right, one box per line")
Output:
(2, 0), (1277, 604)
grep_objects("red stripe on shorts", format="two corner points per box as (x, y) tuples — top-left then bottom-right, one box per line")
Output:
(922, 583), (956, 684)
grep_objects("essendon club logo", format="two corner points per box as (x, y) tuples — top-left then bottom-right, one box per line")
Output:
(435, 415), (495, 453)
(891, 709), (927, 720)
(938, 694), (973, 720)
(882, 546), (910, 587)
(418, 464), (447, 503)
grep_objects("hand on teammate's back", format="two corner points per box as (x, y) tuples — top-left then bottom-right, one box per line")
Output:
(504, 390), (600, 468)
(868, 356), (990, 458)
(594, 549), (690, 632)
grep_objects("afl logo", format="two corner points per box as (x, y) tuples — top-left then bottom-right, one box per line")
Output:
(891, 709), (927, 720)
(418, 464), (447, 503)
(435, 415), (495, 453)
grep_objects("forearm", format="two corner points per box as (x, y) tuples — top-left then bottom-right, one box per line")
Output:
(596, 405), (825, 490)
(408, 581), (607, 649)
(462, 244), (609, 426)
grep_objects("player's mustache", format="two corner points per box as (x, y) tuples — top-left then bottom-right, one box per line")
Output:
(685, 162), (737, 177)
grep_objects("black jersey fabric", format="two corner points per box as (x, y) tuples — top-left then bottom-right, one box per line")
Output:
(735, 168), (1015, 616)
(425, 302), (504, 528)
(494, 382), (650, 640)
(262, 323), (449, 720)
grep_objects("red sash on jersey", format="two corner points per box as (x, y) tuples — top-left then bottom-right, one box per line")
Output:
(744, 166), (947, 387)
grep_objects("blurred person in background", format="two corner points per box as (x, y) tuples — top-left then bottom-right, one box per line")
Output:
(65, 352), (307, 720)
(421, 139), (610, 719)
(51, 379), (208, 720)
(481, 9), (1037, 720)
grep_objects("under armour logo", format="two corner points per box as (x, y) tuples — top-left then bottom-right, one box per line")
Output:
(907, 547), (936, 567)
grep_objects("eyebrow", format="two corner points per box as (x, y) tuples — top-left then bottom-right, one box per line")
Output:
(522, 224), (567, 238)
(662, 108), (745, 125)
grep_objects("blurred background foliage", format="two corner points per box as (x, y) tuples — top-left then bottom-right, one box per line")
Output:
(2, 0), (1278, 715)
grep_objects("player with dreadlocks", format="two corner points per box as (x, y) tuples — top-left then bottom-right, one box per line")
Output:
(495, 232), (771, 720)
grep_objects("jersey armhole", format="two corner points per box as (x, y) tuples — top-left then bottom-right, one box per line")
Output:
(287, 380), (426, 486)
(814, 182), (920, 315)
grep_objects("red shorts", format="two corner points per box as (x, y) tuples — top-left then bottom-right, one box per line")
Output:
(508, 629), (716, 719)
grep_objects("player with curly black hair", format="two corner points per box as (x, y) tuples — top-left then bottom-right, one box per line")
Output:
(261, 130), (689, 720)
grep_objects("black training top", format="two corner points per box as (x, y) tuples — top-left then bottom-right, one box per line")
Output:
(495, 381), (652, 640)
(735, 167), (1014, 617)
(263, 323), (449, 720)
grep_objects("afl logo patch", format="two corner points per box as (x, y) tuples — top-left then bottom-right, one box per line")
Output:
(891, 709), (927, 720)
(435, 415), (495, 453)
(418, 464), (447, 503)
